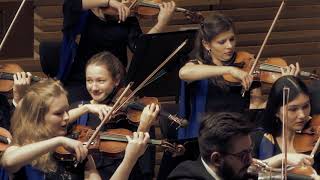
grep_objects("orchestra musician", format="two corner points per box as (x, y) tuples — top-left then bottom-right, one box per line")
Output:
(0, 71), (33, 130)
(156, 12), (302, 179)
(1, 79), (150, 180)
(3, 0), (320, 179)
(67, 51), (160, 180)
(168, 112), (254, 180)
(178, 13), (301, 139)
(61, 0), (175, 102)
(252, 75), (320, 178)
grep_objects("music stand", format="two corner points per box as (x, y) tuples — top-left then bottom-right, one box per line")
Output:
(126, 29), (197, 98)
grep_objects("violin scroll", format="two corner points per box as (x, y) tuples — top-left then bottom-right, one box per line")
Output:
(168, 114), (188, 128)
(160, 140), (185, 157)
(182, 9), (204, 23)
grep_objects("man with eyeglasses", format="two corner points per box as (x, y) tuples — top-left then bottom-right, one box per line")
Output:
(168, 112), (254, 180)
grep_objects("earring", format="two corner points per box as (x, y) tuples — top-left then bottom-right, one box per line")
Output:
(207, 49), (212, 56)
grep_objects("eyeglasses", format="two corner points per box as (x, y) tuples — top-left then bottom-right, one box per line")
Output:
(223, 146), (254, 163)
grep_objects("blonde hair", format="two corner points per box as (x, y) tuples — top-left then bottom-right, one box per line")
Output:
(11, 79), (67, 172)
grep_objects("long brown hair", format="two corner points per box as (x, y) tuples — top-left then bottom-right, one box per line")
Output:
(195, 13), (235, 64)
(86, 51), (126, 87)
(11, 79), (67, 172)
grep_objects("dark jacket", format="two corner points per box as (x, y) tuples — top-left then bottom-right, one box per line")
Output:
(168, 159), (215, 180)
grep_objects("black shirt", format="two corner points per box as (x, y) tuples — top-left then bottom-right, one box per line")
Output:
(70, 101), (150, 180)
(63, 0), (142, 82)
(0, 94), (11, 130)
(187, 52), (250, 113)
(168, 158), (215, 180)
(13, 160), (86, 180)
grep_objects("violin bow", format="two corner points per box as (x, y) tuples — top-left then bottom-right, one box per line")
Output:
(242, 0), (286, 97)
(128, 0), (138, 10)
(282, 87), (290, 180)
(0, 0), (27, 51)
(83, 39), (187, 151)
(310, 134), (320, 159)
(84, 82), (133, 149)
(114, 39), (188, 113)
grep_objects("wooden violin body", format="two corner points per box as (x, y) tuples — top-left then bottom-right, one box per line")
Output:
(0, 63), (23, 92)
(54, 125), (185, 161)
(222, 51), (255, 84)
(109, 87), (188, 128)
(0, 63), (43, 93)
(100, 0), (204, 23)
(294, 114), (320, 154)
(222, 52), (319, 85)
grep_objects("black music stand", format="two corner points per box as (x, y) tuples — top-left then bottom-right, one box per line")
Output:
(126, 29), (197, 98)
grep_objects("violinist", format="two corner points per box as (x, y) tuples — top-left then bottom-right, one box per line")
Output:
(252, 75), (320, 177)
(0, 71), (32, 130)
(168, 112), (254, 180)
(1, 79), (97, 179)
(178, 13), (301, 139)
(0, 71), (32, 180)
(1, 79), (150, 180)
(67, 51), (160, 180)
(61, 0), (175, 100)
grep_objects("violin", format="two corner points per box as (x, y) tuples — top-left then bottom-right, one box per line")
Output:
(0, 63), (43, 93)
(54, 125), (185, 161)
(247, 158), (313, 180)
(109, 87), (188, 128)
(294, 114), (320, 154)
(124, 96), (188, 128)
(0, 127), (12, 152)
(259, 57), (319, 82)
(282, 87), (318, 178)
(100, 0), (204, 23)
(222, 52), (319, 85)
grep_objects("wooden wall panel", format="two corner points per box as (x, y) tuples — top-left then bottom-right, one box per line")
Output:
(0, 0), (33, 59)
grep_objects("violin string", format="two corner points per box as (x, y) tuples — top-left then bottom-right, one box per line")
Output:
(138, 0), (187, 12)
(100, 134), (128, 142)
(84, 83), (133, 149)
(259, 64), (282, 73)
(100, 133), (162, 145)
(260, 64), (319, 79)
